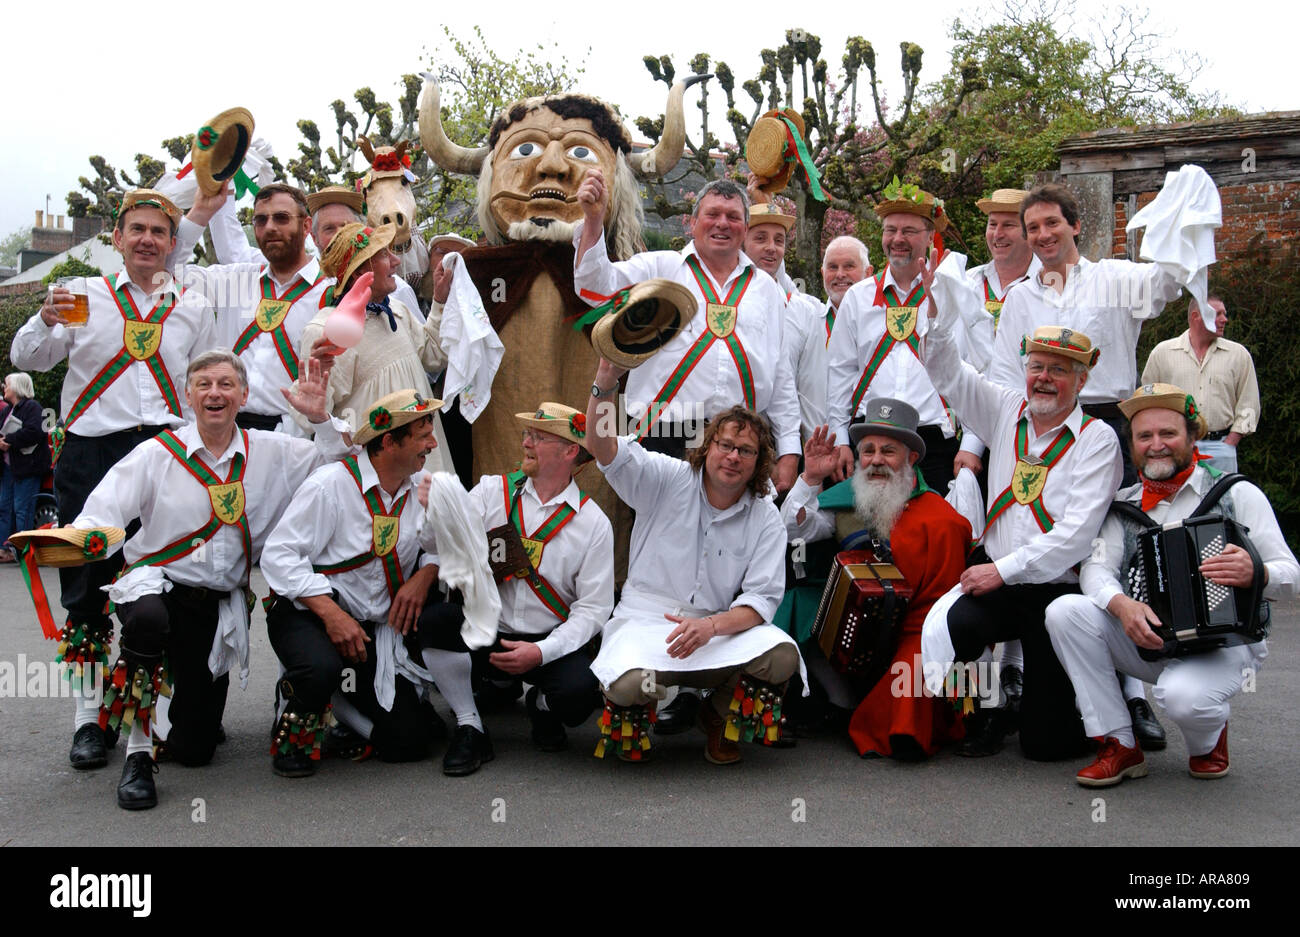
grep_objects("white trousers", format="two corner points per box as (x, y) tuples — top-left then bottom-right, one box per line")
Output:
(1197, 438), (1238, 474)
(1044, 594), (1265, 756)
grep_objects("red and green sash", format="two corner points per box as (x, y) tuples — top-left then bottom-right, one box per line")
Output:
(825, 305), (836, 347)
(232, 272), (322, 380)
(65, 278), (182, 428)
(983, 276), (1006, 330)
(635, 256), (756, 439)
(123, 429), (252, 576)
(501, 471), (588, 621)
(312, 456), (409, 599)
(985, 403), (1094, 533)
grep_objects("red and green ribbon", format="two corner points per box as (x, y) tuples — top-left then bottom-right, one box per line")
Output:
(848, 273), (926, 414)
(775, 115), (829, 202)
(312, 456), (409, 598)
(500, 471), (588, 621)
(232, 272), (321, 380)
(65, 278), (181, 428)
(571, 288), (629, 331)
(636, 257), (755, 439)
(985, 404), (1093, 533)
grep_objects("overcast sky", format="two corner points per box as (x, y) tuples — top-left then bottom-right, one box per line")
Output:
(3, 0), (1293, 240)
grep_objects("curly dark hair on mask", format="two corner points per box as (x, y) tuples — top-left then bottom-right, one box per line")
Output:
(685, 405), (776, 498)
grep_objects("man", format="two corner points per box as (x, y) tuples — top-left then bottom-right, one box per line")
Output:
(574, 174), (801, 493)
(918, 260), (1123, 760)
(66, 350), (351, 809)
(261, 388), (447, 778)
(827, 181), (991, 491)
(989, 183), (1190, 484)
(780, 401), (971, 759)
(298, 223), (452, 473)
(1045, 384), (1297, 786)
(10, 189), (218, 771)
(413, 402), (614, 773)
(1142, 294), (1259, 474)
(172, 182), (331, 432)
(584, 357), (802, 764)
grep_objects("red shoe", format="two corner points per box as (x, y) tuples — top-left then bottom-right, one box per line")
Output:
(1076, 736), (1147, 787)
(1188, 724), (1229, 779)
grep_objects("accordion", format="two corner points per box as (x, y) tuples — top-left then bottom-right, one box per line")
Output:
(810, 548), (913, 679)
(1121, 510), (1269, 661)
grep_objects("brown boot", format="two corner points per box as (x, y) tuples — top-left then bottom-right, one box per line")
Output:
(699, 699), (742, 766)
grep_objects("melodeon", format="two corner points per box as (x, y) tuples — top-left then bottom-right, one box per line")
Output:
(1113, 474), (1270, 661)
(810, 549), (913, 678)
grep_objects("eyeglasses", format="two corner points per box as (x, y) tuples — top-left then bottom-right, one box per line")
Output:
(882, 226), (927, 238)
(523, 429), (566, 445)
(252, 212), (302, 228)
(1026, 362), (1074, 379)
(713, 439), (759, 460)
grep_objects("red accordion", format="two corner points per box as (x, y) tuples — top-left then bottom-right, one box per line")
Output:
(810, 549), (913, 677)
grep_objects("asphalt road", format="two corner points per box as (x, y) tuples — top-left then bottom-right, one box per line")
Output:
(1, 565), (1296, 847)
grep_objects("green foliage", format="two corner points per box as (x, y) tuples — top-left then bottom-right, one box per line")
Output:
(1136, 247), (1300, 549)
(41, 256), (102, 286)
(0, 286), (67, 414)
(0, 227), (31, 267)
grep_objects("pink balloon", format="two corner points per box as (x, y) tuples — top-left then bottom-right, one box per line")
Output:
(324, 311), (364, 348)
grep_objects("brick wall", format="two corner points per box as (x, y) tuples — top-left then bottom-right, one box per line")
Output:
(1110, 180), (1300, 260)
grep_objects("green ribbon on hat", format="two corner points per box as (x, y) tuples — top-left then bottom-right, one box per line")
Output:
(571, 288), (630, 331)
(233, 167), (260, 199)
(775, 116), (828, 203)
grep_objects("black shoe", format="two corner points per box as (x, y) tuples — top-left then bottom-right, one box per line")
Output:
(1000, 665), (1024, 716)
(215, 724), (227, 745)
(959, 708), (1012, 757)
(1128, 697), (1168, 751)
(526, 688), (566, 752)
(116, 752), (158, 810)
(103, 723), (120, 750)
(69, 724), (108, 770)
(322, 723), (373, 761)
(272, 748), (318, 778)
(474, 680), (522, 714)
(889, 734), (929, 762)
(442, 725), (494, 776)
(654, 691), (702, 736)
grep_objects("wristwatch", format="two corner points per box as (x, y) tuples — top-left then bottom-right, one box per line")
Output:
(591, 382), (617, 399)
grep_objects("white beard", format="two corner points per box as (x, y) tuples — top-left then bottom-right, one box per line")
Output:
(851, 464), (914, 539)
(507, 219), (575, 243)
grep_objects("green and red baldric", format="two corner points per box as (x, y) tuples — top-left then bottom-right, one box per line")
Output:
(232, 271), (325, 380)
(312, 455), (409, 599)
(501, 471), (588, 621)
(65, 277), (184, 428)
(985, 402), (1095, 533)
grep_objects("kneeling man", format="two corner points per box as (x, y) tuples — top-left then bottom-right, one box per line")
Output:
(584, 357), (803, 764)
(1046, 384), (1298, 785)
(781, 400), (971, 759)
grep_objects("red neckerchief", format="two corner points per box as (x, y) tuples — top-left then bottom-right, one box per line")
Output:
(1139, 460), (1197, 512)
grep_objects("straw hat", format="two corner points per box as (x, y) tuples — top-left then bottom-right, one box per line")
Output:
(320, 223), (396, 286)
(353, 389), (444, 447)
(874, 177), (948, 231)
(118, 189), (182, 229)
(744, 109), (805, 194)
(1019, 325), (1101, 369)
(747, 203), (795, 231)
(306, 185), (364, 215)
(976, 188), (1029, 215)
(516, 402), (590, 448)
(589, 278), (700, 369)
(848, 397), (926, 458)
(428, 233), (478, 251)
(191, 108), (255, 197)
(9, 526), (126, 568)
(1118, 383), (1208, 440)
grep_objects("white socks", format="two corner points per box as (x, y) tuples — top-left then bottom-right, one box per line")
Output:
(420, 649), (483, 731)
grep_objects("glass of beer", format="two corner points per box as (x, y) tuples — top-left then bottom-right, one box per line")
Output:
(55, 276), (90, 329)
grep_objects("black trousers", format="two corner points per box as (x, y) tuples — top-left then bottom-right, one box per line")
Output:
(234, 411), (282, 432)
(414, 597), (601, 728)
(945, 582), (1088, 761)
(116, 584), (228, 766)
(56, 426), (167, 626)
(915, 426), (960, 496)
(266, 598), (439, 762)
(1082, 404), (1136, 487)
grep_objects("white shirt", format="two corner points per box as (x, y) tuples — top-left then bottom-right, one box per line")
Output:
(11, 270), (217, 437)
(600, 437), (786, 621)
(73, 418), (351, 592)
(826, 265), (989, 446)
(261, 451), (432, 623)
(781, 291), (832, 441)
(421, 474), (614, 664)
(173, 217), (330, 421)
(572, 221), (801, 457)
(990, 256), (1183, 404)
(923, 298), (1123, 585)
(965, 255), (1042, 317)
(1081, 466), (1299, 611)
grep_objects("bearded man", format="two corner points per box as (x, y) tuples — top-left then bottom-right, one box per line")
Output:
(780, 399), (971, 759)
(1045, 384), (1298, 786)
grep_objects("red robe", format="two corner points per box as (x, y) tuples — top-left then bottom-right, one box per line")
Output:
(847, 491), (971, 757)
